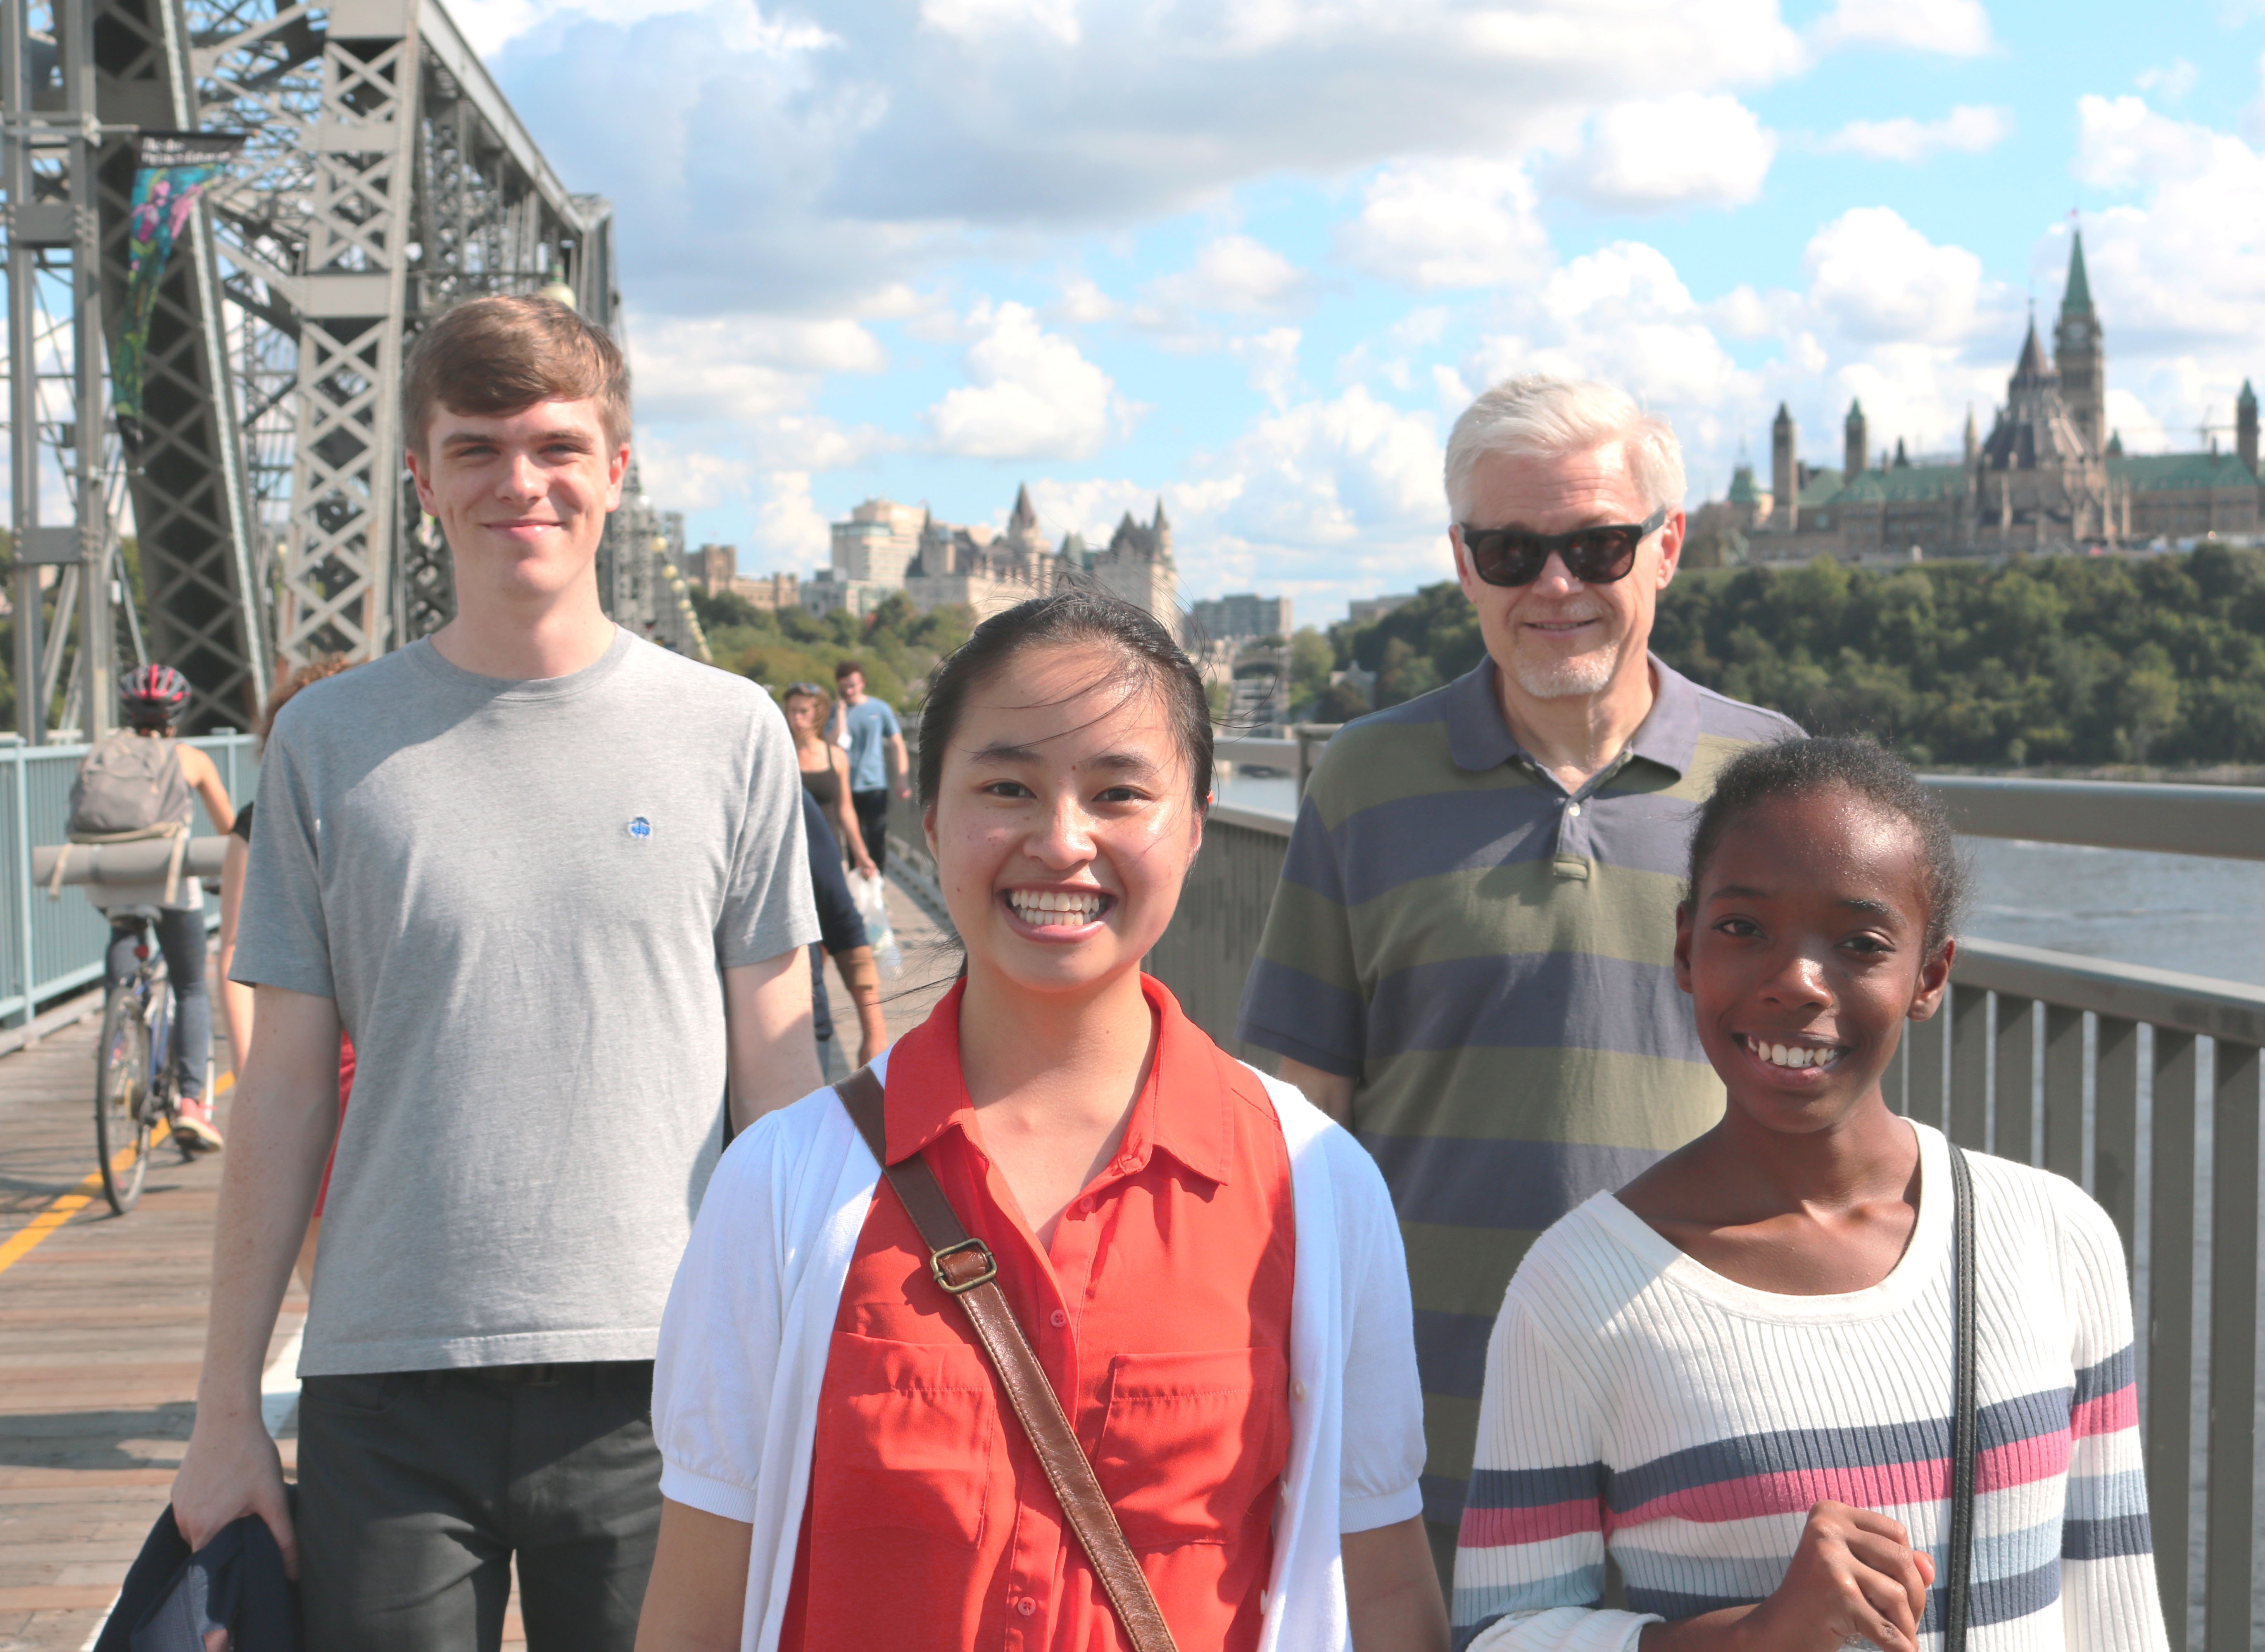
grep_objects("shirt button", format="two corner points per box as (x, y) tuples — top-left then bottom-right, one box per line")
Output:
(1050, 1309), (1067, 1328)
(1077, 1196), (1094, 1215)
(1293, 1379), (1308, 1402)
(1015, 1598), (1036, 1618)
(1566, 802), (1583, 817)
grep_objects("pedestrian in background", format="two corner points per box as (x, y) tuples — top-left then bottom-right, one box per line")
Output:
(172, 293), (820, 1652)
(830, 657), (908, 876)
(216, 653), (356, 1294)
(785, 681), (876, 879)
(796, 788), (886, 1082)
(1237, 374), (1801, 1583)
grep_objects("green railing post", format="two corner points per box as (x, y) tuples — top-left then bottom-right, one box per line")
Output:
(11, 746), (33, 1028)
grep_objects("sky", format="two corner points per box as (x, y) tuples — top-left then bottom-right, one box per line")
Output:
(456, 0), (2265, 625)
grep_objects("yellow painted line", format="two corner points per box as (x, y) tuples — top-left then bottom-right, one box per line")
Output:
(0, 1071), (234, 1279)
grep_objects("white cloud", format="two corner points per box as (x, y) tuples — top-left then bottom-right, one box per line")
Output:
(633, 432), (754, 512)
(2138, 59), (2198, 103)
(925, 300), (1134, 459)
(628, 311), (887, 424)
(1207, 387), (1444, 549)
(1811, 0), (1995, 57)
(1469, 242), (1752, 422)
(489, 0), (1806, 312)
(1801, 206), (1985, 345)
(1234, 326), (1304, 410)
(1823, 105), (2011, 163)
(2054, 95), (2265, 447)
(920, 0), (1082, 47)
(755, 471), (832, 565)
(1558, 95), (1777, 212)
(1142, 235), (1304, 318)
(1336, 159), (1550, 290)
(1054, 275), (1119, 324)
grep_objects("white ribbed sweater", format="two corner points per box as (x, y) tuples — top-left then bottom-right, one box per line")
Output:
(1453, 1124), (2168, 1652)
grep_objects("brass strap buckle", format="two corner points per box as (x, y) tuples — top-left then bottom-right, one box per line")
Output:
(930, 1236), (998, 1296)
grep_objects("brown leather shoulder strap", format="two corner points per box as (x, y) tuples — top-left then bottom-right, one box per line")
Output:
(835, 1069), (1177, 1652)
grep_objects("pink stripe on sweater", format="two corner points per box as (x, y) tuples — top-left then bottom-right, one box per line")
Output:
(1460, 1498), (1604, 1548)
(1614, 1432), (2074, 1529)
(2071, 1384), (2137, 1438)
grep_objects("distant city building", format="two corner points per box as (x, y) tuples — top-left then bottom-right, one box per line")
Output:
(1347, 592), (1418, 626)
(1729, 234), (2262, 560)
(809, 484), (1179, 636)
(1191, 591), (1292, 645)
(692, 543), (799, 611)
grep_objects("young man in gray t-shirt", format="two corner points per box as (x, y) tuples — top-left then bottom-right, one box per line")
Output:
(170, 296), (821, 1651)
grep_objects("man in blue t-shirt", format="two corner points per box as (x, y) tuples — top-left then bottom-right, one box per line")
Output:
(831, 660), (908, 875)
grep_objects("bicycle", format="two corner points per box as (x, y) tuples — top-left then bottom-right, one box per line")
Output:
(94, 909), (207, 1214)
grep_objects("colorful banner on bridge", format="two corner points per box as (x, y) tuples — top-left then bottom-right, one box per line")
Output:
(115, 130), (244, 455)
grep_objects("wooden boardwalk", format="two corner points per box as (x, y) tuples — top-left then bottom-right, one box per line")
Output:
(0, 876), (953, 1651)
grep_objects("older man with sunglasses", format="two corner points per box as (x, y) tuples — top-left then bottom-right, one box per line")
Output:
(1236, 373), (1800, 1595)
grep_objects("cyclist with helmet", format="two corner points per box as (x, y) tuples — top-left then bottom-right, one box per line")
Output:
(107, 663), (235, 1150)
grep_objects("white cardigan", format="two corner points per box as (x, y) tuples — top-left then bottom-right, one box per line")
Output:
(652, 1047), (1427, 1652)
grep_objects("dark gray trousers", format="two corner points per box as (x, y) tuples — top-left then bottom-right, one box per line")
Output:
(296, 1361), (661, 1652)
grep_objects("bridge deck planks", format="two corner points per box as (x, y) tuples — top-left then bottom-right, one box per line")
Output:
(0, 876), (953, 1651)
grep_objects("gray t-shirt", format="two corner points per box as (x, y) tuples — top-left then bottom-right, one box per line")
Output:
(233, 629), (818, 1375)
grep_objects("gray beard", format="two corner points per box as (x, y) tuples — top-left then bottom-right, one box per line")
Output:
(1513, 637), (1621, 700)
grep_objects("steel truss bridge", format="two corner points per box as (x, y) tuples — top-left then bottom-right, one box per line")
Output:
(0, 0), (701, 743)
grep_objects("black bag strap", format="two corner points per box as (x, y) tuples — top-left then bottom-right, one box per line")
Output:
(1944, 1139), (1977, 1652)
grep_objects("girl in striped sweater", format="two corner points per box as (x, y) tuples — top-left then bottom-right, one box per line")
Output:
(1454, 738), (2166, 1652)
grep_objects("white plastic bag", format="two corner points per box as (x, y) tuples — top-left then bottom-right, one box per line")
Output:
(849, 868), (904, 978)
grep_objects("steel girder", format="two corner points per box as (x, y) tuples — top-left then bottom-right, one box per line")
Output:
(92, 0), (266, 733)
(7, 0), (617, 727)
(164, 0), (614, 667)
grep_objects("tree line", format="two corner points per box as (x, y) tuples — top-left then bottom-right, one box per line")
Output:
(691, 586), (974, 714)
(1289, 544), (2265, 768)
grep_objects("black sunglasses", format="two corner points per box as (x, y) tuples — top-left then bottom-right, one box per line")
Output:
(1457, 504), (1668, 588)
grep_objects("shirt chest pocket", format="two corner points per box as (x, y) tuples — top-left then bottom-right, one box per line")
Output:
(1091, 1346), (1290, 1550)
(810, 1333), (998, 1548)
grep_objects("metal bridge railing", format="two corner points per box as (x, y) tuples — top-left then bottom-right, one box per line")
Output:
(0, 732), (259, 1027)
(1147, 770), (2265, 1652)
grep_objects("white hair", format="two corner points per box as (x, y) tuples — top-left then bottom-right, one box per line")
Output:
(1443, 373), (1687, 522)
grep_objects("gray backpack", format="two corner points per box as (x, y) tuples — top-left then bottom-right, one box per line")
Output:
(68, 733), (187, 840)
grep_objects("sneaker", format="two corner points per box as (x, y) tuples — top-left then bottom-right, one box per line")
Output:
(174, 1097), (224, 1152)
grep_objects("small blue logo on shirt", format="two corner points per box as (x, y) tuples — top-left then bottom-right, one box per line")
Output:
(626, 816), (652, 842)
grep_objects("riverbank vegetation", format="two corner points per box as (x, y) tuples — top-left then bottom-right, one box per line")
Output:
(690, 586), (973, 712)
(1316, 544), (2265, 768)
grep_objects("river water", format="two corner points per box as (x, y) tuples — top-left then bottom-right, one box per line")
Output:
(1214, 771), (2265, 988)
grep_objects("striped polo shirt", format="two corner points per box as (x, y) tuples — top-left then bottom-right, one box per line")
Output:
(1236, 654), (1798, 1525)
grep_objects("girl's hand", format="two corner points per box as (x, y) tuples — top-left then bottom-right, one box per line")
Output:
(854, 853), (877, 880)
(1740, 1501), (1935, 1652)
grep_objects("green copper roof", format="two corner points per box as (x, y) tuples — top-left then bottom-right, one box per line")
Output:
(1727, 464), (1759, 503)
(1796, 466), (1844, 507)
(2241, 379), (2258, 412)
(2109, 451), (2255, 491)
(2061, 232), (2093, 318)
(1834, 464), (1966, 504)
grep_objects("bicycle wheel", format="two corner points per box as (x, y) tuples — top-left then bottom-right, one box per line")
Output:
(95, 987), (152, 1215)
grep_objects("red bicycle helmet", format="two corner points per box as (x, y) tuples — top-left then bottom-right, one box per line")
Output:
(121, 663), (190, 728)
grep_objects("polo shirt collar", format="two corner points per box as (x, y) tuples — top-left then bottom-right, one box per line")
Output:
(1446, 652), (1703, 780)
(882, 974), (1236, 1186)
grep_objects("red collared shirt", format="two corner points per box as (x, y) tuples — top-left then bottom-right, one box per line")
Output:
(780, 975), (1297, 1652)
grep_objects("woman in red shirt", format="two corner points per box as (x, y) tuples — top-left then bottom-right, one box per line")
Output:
(639, 592), (1444, 1652)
